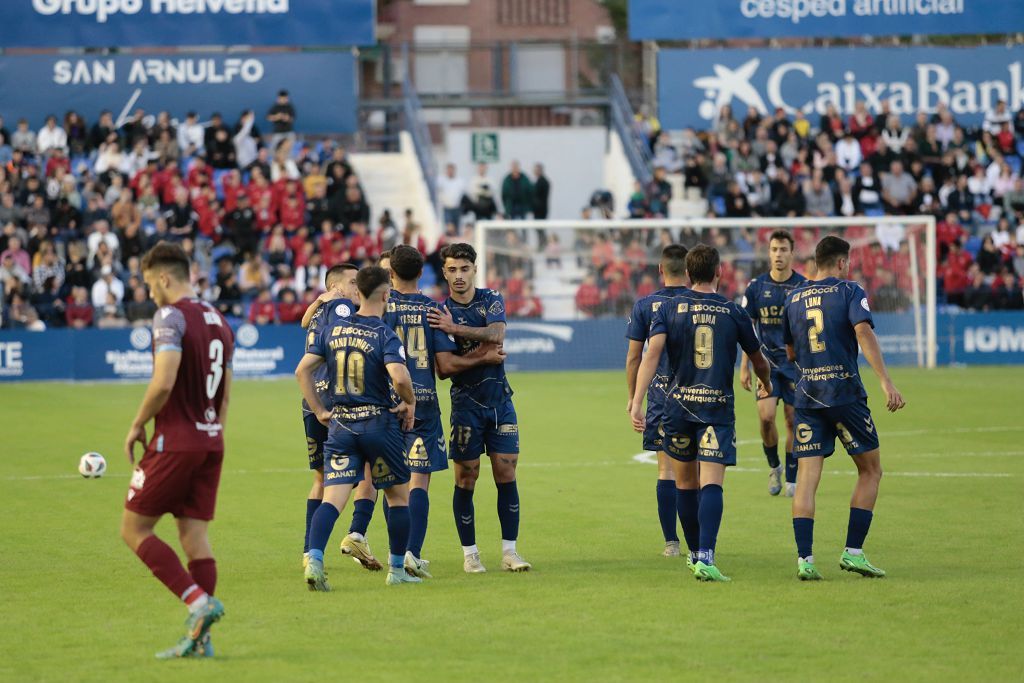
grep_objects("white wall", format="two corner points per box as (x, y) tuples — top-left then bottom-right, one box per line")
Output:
(440, 127), (607, 220)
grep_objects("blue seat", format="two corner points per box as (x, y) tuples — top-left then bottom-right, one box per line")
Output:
(1007, 155), (1022, 177)
(964, 235), (982, 258)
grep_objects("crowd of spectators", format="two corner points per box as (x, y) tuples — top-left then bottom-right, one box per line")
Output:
(570, 98), (1024, 315)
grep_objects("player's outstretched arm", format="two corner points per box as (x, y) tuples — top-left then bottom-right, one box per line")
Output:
(854, 322), (906, 412)
(124, 349), (182, 465)
(386, 362), (417, 431)
(427, 306), (505, 345)
(625, 339), (644, 410)
(749, 349), (773, 399)
(630, 334), (665, 432)
(435, 346), (506, 380)
(295, 352), (331, 425)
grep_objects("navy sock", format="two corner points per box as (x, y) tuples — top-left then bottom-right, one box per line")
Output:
(496, 481), (520, 541)
(676, 488), (700, 554)
(408, 488), (429, 558)
(763, 443), (781, 469)
(785, 452), (797, 484)
(348, 498), (374, 536)
(845, 508), (873, 550)
(304, 498), (320, 553)
(386, 504), (410, 559)
(452, 486), (476, 546)
(793, 517), (814, 558)
(307, 502), (340, 560)
(697, 484), (724, 564)
(657, 480), (679, 543)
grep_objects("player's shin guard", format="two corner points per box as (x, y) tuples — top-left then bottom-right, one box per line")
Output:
(349, 498), (374, 537)
(136, 536), (205, 604)
(785, 452), (797, 485)
(697, 484), (724, 565)
(496, 481), (520, 542)
(407, 488), (429, 558)
(658, 480), (679, 543)
(304, 499), (320, 553)
(307, 503), (341, 562)
(453, 486), (476, 547)
(386, 505), (410, 568)
(763, 443), (781, 469)
(188, 558), (217, 596)
(676, 488), (700, 555)
(845, 508), (873, 551)
(793, 517), (814, 559)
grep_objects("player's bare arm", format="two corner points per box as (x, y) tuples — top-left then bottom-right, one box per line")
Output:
(786, 343), (796, 362)
(739, 351), (753, 392)
(427, 306), (505, 345)
(124, 349), (182, 465)
(748, 349), (774, 400)
(855, 322), (906, 412)
(386, 361), (417, 431)
(630, 333), (665, 432)
(218, 368), (233, 429)
(625, 339), (644, 413)
(435, 346), (506, 380)
(299, 291), (342, 329)
(295, 352), (331, 425)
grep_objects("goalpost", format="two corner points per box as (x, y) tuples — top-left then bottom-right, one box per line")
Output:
(474, 216), (937, 368)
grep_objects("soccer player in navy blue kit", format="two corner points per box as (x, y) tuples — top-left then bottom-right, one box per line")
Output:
(383, 245), (506, 577)
(782, 236), (905, 580)
(299, 264), (385, 572)
(625, 244), (689, 558)
(739, 231), (807, 497)
(296, 266), (422, 588)
(427, 243), (531, 573)
(631, 245), (772, 582)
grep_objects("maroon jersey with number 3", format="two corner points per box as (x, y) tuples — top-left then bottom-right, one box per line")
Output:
(150, 298), (234, 453)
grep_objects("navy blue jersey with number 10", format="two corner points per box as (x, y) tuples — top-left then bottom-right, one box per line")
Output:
(650, 290), (761, 425)
(303, 298), (356, 411)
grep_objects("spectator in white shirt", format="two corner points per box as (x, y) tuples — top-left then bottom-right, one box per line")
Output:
(880, 115), (909, 155)
(835, 131), (862, 173)
(437, 163), (467, 230)
(87, 219), (120, 264)
(36, 115), (68, 155)
(991, 218), (1012, 250)
(984, 100), (1012, 136)
(176, 111), (205, 156)
(233, 110), (259, 170)
(91, 265), (125, 307)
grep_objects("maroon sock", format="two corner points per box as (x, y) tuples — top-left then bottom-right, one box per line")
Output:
(136, 535), (201, 602)
(188, 558), (217, 596)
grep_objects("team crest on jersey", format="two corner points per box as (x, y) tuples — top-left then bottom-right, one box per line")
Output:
(652, 301), (662, 312)
(387, 302), (397, 313)
(676, 303), (689, 313)
(204, 407), (217, 422)
(335, 303), (352, 318)
(861, 298), (871, 311)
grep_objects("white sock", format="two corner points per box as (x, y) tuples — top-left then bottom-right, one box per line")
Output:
(349, 532), (365, 542)
(462, 544), (478, 557)
(799, 555), (815, 565)
(183, 589), (209, 615)
(502, 539), (516, 554)
(845, 547), (863, 556)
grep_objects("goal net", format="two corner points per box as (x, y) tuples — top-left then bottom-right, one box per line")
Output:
(474, 216), (937, 368)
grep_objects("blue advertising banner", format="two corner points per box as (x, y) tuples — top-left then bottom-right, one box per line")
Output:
(0, 313), (1019, 383)
(0, 0), (374, 48)
(630, 0), (1024, 41)
(658, 46), (1024, 131)
(0, 51), (357, 133)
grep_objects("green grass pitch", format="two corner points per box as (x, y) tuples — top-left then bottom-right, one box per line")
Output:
(1, 367), (1022, 682)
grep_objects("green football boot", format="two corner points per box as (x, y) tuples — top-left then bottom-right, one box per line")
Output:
(156, 598), (224, 659)
(798, 558), (824, 581)
(839, 551), (886, 578)
(305, 557), (331, 591)
(693, 561), (731, 582)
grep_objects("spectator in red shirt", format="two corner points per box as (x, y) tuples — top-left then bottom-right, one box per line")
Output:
(505, 268), (526, 299)
(279, 194), (305, 232)
(221, 170), (242, 212)
(348, 222), (375, 263)
(253, 193), (277, 234)
(636, 273), (657, 299)
(513, 283), (543, 319)
(575, 274), (602, 317)
(276, 288), (305, 323)
(248, 287), (276, 324)
(65, 286), (94, 328)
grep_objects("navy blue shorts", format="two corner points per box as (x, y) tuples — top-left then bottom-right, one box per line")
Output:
(760, 365), (797, 406)
(303, 409), (328, 470)
(323, 414), (410, 489)
(643, 383), (667, 452)
(450, 399), (519, 461)
(662, 418), (737, 466)
(406, 412), (449, 474)
(793, 400), (879, 459)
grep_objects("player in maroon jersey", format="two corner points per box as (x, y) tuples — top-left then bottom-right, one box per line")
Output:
(119, 242), (234, 659)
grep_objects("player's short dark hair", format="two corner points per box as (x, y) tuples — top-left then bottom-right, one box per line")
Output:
(815, 236), (851, 269)
(325, 263), (357, 289)
(769, 230), (795, 249)
(390, 245), (424, 282)
(440, 242), (477, 264)
(141, 241), (189, 281)
(661, 244), (689, 277)
(685, 244), (720, 285)
(356, 266), (391, 298)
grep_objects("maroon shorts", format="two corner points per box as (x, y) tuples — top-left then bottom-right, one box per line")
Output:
(125, 448), (224, 521)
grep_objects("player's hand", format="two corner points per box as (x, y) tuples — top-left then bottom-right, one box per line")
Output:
(756, 380), (772, 400)
(630, 402), (646, 433)
(124, 423), (147, 465)
(426, 306), (456, 334)
(881, 379), (906, 412)
(739, 365), (752, 392)
(318, 290), (341, 304)
(482, 344), (507, 365)
(390, 401), (415, 431)
(316, 409), (332, 426)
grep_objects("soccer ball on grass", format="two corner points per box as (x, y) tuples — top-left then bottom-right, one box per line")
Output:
(78, 452), (107, 478)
